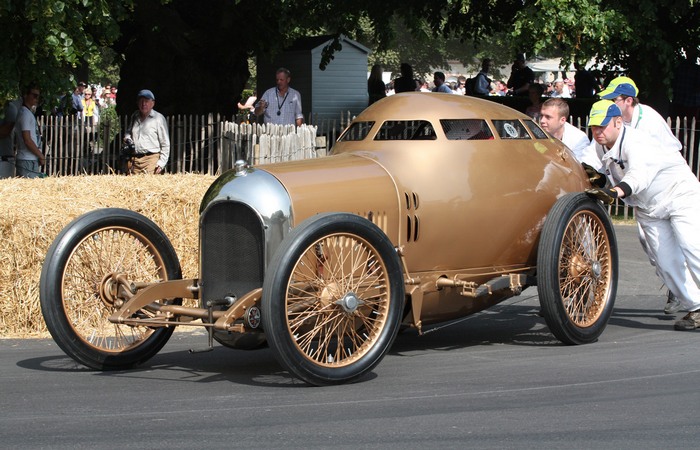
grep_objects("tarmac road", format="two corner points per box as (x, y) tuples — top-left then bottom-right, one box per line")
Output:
(2, 225), (699, 449)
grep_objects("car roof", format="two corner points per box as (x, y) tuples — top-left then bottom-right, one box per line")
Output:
(356, 92), (530, 121)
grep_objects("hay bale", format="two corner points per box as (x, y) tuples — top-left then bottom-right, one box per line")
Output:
(0, 173), (215, 337)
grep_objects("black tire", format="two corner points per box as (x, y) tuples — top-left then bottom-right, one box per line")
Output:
(261, 213), (405, 386)
(40, 208), (182, 370)
(537, 193), (618, 344)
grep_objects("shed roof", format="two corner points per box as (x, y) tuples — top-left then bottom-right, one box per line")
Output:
(285, 35), (370, 55)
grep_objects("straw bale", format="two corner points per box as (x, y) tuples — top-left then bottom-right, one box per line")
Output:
(0, 173), (215, 337)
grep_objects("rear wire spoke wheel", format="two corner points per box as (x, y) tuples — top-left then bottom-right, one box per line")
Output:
(537, 193), (618, 344)
(40, 208), (182, 370)
(262, 213), (405, 386)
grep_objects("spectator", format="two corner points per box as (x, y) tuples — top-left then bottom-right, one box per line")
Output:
(550, 78), (571, 98)
(123, 89), (170, 175)
(507, 54), (534, 96)
(394, 63), (417, 93)
(58, 81), (86, 117)
(493, 80), (507, 96)
(82, 87), (99, 147)
(254, 67), (304, 126)
(473, 59), (493, 95)
(671, 46), (700, 120)
(0, 95), (21, 178)
(599, 76), (687, 314)
(574, 62), (599, 98)
(15, 82), (45, 178)
(539, 98), (591, 161)
(585, 100), (700, 330)
(101, 83), (116, 108)
(237, 90), (257, 111)
(367, 64), (387, 106)
(525, 83), (545, 121)
(432, 72), (453, 94)
(455, 76), (467, 95)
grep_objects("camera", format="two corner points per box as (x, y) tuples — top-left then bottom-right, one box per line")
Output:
(120, 137), (135, 159)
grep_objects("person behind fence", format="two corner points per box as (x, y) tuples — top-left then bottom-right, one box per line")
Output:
(585, 100), (700, 331)
(507, 53), (534, 96)
(472, 59), (493, 96)
(0, 95), (21, 179)
(367, 64), (387, 105)
(394, 63), (417, 93)
(15, 82), (45, 178)
(432, 72), (453, 94)
(123, 89), (169, 175)
(254, 67), (304, 126)
(82, 87), (99, 147)
(58, 81), (86, 118)
(598, 75), (685, 313)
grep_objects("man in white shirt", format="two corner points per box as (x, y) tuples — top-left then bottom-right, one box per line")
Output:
(539, 98), (591, 161)
(585, 100), (700, 331)
(599, 76), (685, 313)
(15, 83), (45, 178)
(124, 89), (170, 174)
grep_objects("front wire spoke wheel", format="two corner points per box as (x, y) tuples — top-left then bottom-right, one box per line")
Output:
(262, 213), (404, 386)
(538, 193), (618, 345)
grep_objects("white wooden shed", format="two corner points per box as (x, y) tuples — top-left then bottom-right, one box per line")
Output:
(256, 35), (371, 124)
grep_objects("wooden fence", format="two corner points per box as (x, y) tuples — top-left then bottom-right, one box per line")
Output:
(35, 112), (699, 218)
(38, 111), (354, 177)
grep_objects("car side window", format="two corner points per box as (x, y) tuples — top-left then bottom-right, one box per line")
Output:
(374, 120), (437, 141)
(522, 119), (548, 139)
(491, 120), (531, 140)
(440, 119), (494, 140)
(338, 121), (375, 141)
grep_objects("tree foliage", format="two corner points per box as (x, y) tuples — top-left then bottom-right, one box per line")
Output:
(0, 0), (132, 102)
(1, 0), (697, 112)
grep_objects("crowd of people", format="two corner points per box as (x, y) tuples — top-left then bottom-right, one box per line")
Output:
(0, 79), (176, 178)
(366, 57), (604, 103)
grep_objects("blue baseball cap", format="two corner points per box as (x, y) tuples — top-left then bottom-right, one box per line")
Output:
(599, 76), (638, 99)
(588, 100), (622, 127)
(137, 89), (155, 100)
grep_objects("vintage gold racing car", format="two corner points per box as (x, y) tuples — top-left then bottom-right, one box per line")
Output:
(40, 93), (617, 386)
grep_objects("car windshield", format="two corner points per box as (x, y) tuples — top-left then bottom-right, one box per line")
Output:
(522, 120), (548, 139)
(374, 120), (437, 141)
(440, 119), (494, 140)
(338, 121), (375, 141)
(491, 120), (531, 140)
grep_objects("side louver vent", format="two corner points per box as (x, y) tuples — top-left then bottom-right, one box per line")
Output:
(405, 191), (420, 242)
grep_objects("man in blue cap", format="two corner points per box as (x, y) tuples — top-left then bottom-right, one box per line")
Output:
(585, 99), (700, 331)
(123, 89), (170, 174)
(599, 76), (685, 313)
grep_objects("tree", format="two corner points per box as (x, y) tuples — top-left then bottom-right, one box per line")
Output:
(2, 0), (697, 115)
(511, 0), (700, 112)
(0, 0), (132, 103)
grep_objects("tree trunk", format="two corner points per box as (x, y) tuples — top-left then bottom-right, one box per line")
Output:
(115, 0), (251, 118)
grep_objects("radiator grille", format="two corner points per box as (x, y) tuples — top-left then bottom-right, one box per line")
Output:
(200, 202), (264, 305)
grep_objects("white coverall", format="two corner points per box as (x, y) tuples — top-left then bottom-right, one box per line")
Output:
(592, 126), (700, 311)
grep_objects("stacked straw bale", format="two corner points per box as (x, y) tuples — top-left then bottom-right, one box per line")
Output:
(0, 173), (215, 337)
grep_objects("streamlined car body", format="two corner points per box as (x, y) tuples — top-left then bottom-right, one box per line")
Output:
(40, 93), (617, 386)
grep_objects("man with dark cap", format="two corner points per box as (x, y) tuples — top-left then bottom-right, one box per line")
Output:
(123, 89), (170, 174)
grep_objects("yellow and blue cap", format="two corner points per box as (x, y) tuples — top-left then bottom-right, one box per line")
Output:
(599, 76), (638, 99)
(588, 100), (622, 127)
